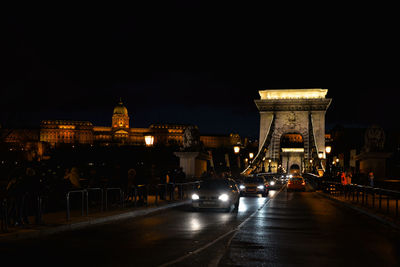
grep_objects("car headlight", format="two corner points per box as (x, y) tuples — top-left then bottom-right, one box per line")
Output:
(270, 181), (275, 186)
(257, 185), (264, 189)
(239, 185), (245, 190)
(192, 194), (199, 200)
(218, 194), (229, 202)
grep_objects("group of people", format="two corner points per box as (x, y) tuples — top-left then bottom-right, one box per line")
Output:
(4, 165), (45, 226)
(338, 170), (375, 187)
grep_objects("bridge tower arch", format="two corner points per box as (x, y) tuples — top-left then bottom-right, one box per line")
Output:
(244, 89), (331, 175)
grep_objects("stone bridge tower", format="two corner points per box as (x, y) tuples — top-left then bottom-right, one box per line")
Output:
(244, 89), (331, 174)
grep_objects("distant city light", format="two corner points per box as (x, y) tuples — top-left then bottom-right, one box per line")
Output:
(249, 153), (254, 159)
(145, 135), (154, 146)
(325, 146), (332, 154)
(233, 146), (240, 154)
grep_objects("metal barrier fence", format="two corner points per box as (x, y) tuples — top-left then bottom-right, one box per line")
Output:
(320, 181), (400, 220)
(65, 181), (201, 221)
(0, 181), (202, 226)
(66, 190), (87, 221)
(86, 188), (103, 214)
(105, 188), (124, 211)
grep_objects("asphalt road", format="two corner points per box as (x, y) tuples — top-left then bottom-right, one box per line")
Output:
(220, 189), (400, 267)
(0, 191), (278, 267)
(1, 188), (400, 267)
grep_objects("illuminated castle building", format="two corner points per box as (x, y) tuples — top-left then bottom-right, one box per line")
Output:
(28, 99), (240, 148)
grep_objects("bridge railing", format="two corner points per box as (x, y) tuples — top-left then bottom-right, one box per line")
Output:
(0, 180), (203, 227)
(320, 181), (400, 220)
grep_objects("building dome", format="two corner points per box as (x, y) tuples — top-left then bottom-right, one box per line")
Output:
(113, 100), (128, 115)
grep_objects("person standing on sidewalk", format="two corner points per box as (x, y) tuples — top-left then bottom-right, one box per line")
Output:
(368, 172), (374, 187)
(126, 168), (137, 202)
(346, 171), (352, 185)
(340, 172), (347, 186)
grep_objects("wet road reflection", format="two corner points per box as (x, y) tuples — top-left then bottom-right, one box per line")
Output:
(0, 191), (276, 267)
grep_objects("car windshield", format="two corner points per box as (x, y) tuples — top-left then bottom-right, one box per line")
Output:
(244, 177), (265, 184)
(290, 178), (303, 181)
(199, 179), (230, 190)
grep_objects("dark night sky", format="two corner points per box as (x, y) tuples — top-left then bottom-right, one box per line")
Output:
(1, 5), (400, 138)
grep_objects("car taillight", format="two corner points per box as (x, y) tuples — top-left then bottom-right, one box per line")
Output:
(302, 182), (305, 185)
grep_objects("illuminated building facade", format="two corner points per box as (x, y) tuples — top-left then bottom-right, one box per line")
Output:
(3, 100), (241, 149)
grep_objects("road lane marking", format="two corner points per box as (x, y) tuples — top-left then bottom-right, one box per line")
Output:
(159, 186), (286, 267)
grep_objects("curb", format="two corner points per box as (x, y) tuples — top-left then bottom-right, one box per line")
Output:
(316, 191), (400, 231)
(0, 200), (191, 241)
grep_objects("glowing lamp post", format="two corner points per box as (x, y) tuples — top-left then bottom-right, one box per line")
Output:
(325, 146), (331, 154)
(325, 146), (332, 175)
(268, 159), (272, 173)
(233, 145), (241, 171)
(144, 135), (154, 146)
(249, 152), (254, 159)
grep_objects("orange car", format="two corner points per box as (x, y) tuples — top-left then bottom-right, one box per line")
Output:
(287, 176), (306, 192)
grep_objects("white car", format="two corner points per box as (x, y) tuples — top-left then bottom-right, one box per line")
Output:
(192, 178), (240, 212)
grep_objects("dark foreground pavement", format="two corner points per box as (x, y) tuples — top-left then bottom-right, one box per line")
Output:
(0, 191), (277, 267)
(219, 189), (400, 267)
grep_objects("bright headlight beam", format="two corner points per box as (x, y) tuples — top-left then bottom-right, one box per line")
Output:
(239, 185), (245, 190)
(192, 194), (199, 200)
(270, 181), (275, 186)
(257, 185), (264, 189)
(218, 194), (229, 202)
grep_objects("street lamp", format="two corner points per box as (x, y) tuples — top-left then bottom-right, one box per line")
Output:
(325, 146), (331, 154)
(233, 145), (241, 172)
(325, 146), (332, 176)
(268, 159), (272, 172)
(318, 151), (324, 159)
(249, 153), (254, 159)
(144, 135), (154, 146)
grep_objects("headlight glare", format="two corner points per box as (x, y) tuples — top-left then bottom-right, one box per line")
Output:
(257, 185), (264, 189)
(218, 194), (229, 202)
(239, 185), (245, 190)
(270, 181), (275, 186)
(192, 193), (199, 200)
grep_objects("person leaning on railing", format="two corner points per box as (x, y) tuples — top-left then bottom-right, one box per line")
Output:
(64, 167), (81, 190)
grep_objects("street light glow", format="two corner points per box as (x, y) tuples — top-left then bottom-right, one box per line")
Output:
(234, 146), (240, 154)
(325, 146), (332, 154)
(145, 135), (154, 146)
(249, 153), (254, 159)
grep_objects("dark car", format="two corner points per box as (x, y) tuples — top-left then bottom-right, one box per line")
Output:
(239, 176), (269, 197)
(191, 178), (240, 212)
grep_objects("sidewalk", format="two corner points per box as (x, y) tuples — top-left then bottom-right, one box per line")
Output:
(0, 195), (190, 241)
(316, 189), (400, 230)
